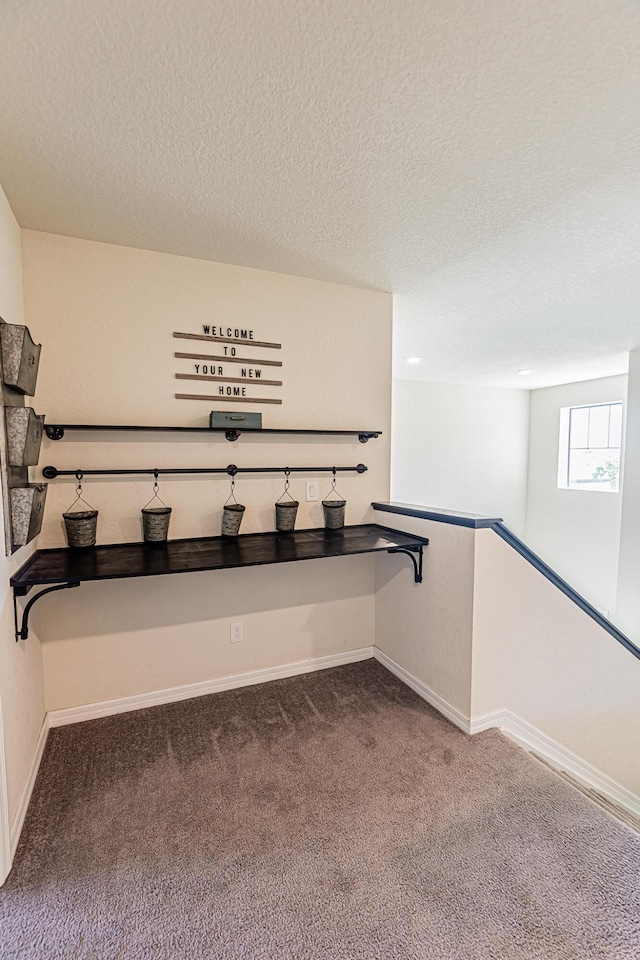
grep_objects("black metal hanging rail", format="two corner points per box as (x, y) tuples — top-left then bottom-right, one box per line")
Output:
(42, 464), (368, 480)
(44, 425), (382, 443)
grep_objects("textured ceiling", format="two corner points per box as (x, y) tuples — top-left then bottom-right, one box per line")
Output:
(1, 0), (639, 388)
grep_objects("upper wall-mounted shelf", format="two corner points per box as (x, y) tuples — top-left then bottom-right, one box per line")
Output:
(44, 425), (383, 443)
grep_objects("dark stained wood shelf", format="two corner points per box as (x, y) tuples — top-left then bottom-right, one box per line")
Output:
(11, 524), (427, 592)
(11, 523), (427, 640)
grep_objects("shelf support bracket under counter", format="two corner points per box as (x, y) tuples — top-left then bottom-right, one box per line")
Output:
(386, 544), (424, 583)
(13, 580), (80, 642)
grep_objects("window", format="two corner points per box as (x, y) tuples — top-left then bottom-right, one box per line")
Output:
(557, 402), (623, 492)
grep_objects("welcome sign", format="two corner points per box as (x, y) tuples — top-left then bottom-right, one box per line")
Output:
(173, 326), (283, 405)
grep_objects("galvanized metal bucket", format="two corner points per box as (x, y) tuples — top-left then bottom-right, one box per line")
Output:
(142, 505), (172, 542)
(322, 499), (346, 529)
(275, 499), (299, 532)
(222, 502), (245, 536)
(63, 472), (98, 548)
(63, 509), (98, 548)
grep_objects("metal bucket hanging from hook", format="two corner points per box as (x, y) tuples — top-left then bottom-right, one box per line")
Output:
(63, 471), (99, 548)
(141, 469), (172, 542)
(222, 465), (245, 536)
(322, 467), (347, 529)
(275, 467), (299, 532)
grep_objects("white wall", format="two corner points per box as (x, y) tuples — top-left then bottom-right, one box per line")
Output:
(472, 528), (640, 798)
(391, 380), (530, 534)
(616, 351), (640, 640)
(375, 511), (475, 718)
(0, 187), (46, 882)
(525, 374), (627, 617)
(374, 508), (640, 801)
(22, 231), (392, 711)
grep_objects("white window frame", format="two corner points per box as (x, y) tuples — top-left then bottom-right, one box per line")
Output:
(557, 401), (623, 493)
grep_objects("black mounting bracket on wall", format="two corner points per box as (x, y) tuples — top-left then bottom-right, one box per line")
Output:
(387, 545), (424, 583)
(13, 581), (81, 642)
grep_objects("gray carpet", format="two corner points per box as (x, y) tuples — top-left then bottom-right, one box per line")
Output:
(1, 660), (638, 959)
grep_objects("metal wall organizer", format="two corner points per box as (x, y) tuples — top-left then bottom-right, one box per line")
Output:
(0, 323), (41, 395)
(6, 407), (45, 466)
(0, 319), (47, 554)
(10, 485), (47, 547)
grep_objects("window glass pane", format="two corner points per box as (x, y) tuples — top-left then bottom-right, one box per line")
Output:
(568, 446), (620, 491)
(609, 403), (623, 446)
(588, 404), (610, 448)
(569, 447), (620, 490)
(560, 401), (623, 492)
(569, 407), (589, 448)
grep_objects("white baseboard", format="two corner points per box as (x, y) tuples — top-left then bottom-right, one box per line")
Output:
(48, 646), (375, 728)
(374, 653), (640, 822)
(0, 714), (11, 884)
(10, 715), (49, 858)
(469, 709), (508, 735)
(373, 648), (471, 733)
(494, 710), (640, 821)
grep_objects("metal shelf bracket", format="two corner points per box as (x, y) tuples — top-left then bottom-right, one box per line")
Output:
(387, 544), (424, 583)
(13, 581), (81, 641)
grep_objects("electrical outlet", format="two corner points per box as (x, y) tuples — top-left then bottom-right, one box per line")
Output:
(306, 480), (319, 502)
(230, 621), (244, 643)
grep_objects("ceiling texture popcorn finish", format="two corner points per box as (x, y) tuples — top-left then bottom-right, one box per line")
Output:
(0, 0), (639, 389)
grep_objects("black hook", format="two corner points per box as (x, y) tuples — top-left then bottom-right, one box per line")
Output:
(227, 464), (238, 477)
(284, 467), (291, 477)
(154, 468), (159, 481)
(75, 470), (83, 482)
